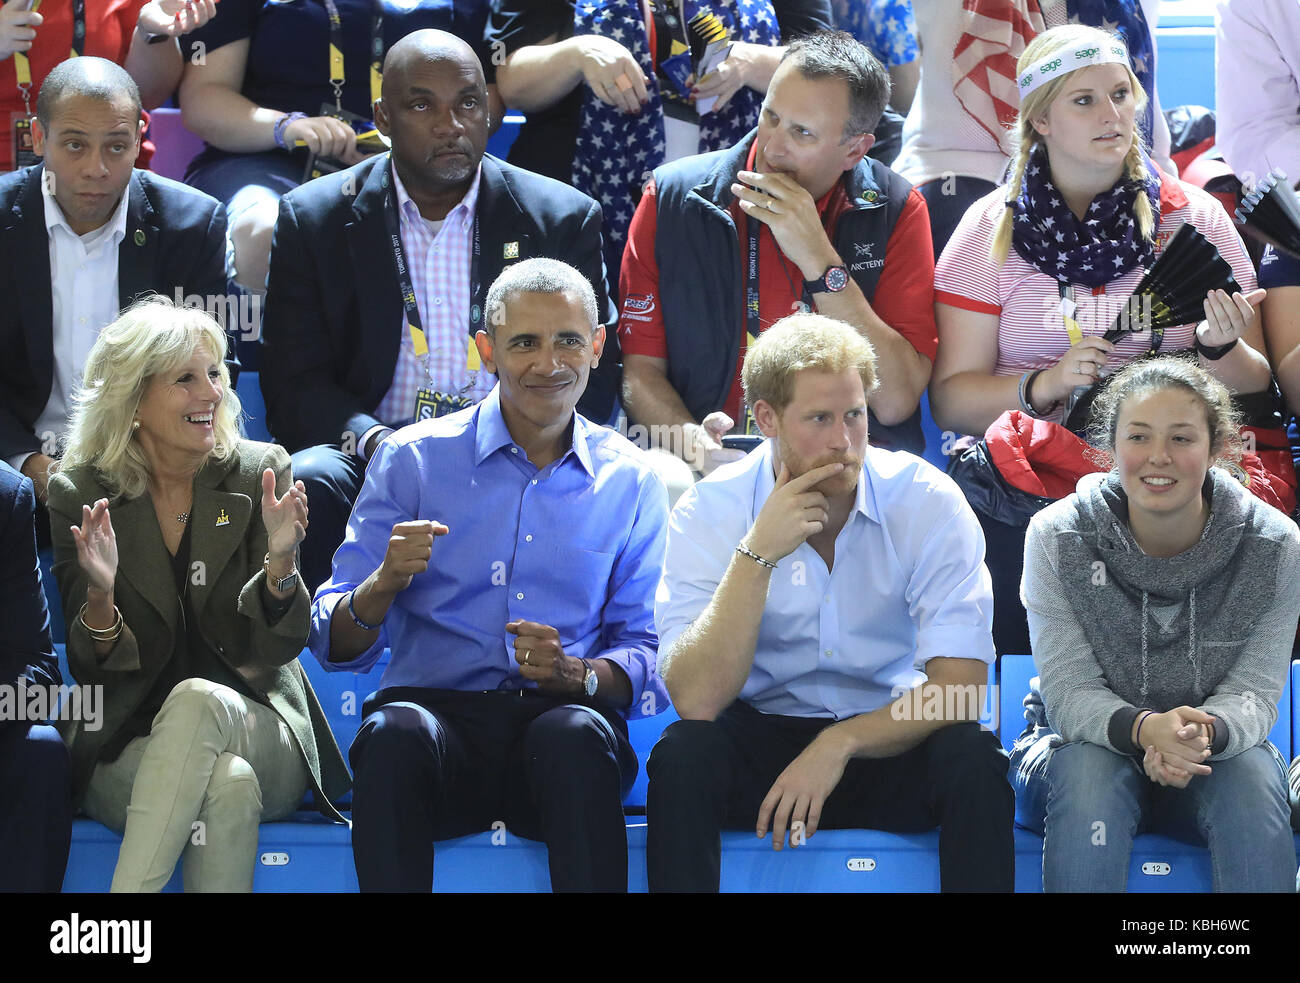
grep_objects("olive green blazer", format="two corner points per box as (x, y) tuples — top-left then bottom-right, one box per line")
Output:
(48, 440), (350, 821)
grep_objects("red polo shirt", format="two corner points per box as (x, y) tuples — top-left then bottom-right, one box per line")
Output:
(621, 142), (937, 423)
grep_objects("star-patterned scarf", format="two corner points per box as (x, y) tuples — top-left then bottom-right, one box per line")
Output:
(1009, 141), (1160, 287)
(571, 0), (779, 255)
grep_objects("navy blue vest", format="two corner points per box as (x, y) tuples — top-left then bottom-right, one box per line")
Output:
(651, 131), (924, 454)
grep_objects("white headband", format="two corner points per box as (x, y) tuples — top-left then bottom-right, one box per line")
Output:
(1017, 40), (1131, 99)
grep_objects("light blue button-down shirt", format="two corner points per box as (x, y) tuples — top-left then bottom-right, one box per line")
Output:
(657, 441), (994, 719)
(310, 386), (670, 717)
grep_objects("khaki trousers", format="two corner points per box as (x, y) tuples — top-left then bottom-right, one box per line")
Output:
(84, 677), (308, 893)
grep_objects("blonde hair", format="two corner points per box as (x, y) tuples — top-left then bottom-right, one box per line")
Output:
(991, 24), (1153, 264)
(59, 296), (243, 500)
(743, 312), (878, 414)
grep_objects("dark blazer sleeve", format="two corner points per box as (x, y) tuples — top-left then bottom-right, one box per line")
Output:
(262, 192), (385, 452)
(0, 464), (57, 709)
(195, 199), (240, 388)
(566, 195), (621, 422)
(47, 472), (147, 687)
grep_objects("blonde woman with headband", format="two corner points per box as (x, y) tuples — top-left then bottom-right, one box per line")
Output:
(926, 23), (1271, 655)
(47, 296), (349, 892)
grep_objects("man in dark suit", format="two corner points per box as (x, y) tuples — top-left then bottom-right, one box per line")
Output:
(261, 29), (620, 590)
(0, 461), (71, 892)
(0, 57), (230, 527)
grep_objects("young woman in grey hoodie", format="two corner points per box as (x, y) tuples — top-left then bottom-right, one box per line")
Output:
(1014, 356), (1299, 892)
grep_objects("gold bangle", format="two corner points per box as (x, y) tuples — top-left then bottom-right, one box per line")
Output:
(79, 601), (123, 642)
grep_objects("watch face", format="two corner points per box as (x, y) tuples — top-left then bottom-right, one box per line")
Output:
(584, 668), (598, 697)
(825, 266), (850, 291)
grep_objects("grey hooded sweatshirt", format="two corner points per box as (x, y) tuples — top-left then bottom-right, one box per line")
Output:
(1021, 467), (1300, 760)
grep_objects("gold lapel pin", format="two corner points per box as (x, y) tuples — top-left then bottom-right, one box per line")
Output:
(215, 508), (230, 527)
(133, 229), (146, 246)
(503, 241), (519, 260)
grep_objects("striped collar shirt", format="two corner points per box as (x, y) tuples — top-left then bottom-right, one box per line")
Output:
(374, 157), (492, 425)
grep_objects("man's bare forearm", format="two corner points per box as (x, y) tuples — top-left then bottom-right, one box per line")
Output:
(662, 551), (773, 720)
(623, 356), (695, 435)
(810, 281), (930, 425)
(815, 658), (991, 760)
(327, 572), (397, 662)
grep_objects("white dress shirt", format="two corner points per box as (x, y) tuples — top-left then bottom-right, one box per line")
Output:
(6, 178), (129, 473)
(657, 441), (996, 719)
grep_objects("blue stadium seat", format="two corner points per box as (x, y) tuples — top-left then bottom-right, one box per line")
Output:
(624, 704), (679, 811)
(235, 372), (272, 443)
(486, 114), (525, 161)
(918, 389), (950, 472)
(1293, 661), (1300, 767)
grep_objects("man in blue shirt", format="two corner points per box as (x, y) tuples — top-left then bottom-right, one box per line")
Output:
(310, 258), (668, 892)
(647, 312), (1013, 891)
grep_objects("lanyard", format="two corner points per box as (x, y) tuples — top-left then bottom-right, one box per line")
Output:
(381, 159), (482, 376)
(321, 0), (384, 112)
(15, 0), (84, 115)
(745, 213), (810, 341)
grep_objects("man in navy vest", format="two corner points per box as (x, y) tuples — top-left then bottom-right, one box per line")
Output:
(619, 30), (936, 499)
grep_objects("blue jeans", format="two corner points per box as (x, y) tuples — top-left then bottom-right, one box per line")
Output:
(1013, 735), (1296, 892)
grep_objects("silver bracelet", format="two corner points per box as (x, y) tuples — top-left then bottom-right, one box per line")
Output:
(735, 544), (777, 569)
(1017, 369), (1054, 419)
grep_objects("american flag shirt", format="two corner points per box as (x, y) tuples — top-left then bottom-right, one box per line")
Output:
(373, 159), (492, 426)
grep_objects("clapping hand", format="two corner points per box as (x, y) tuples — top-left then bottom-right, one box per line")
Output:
(684, 411), (745, 474)
(70, 498), (118, 594)
(261, 467), (308, 561)
(137, 0), (217, 39)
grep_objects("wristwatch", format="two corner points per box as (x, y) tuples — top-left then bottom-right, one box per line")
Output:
(581, 659), (598, 698)
(803, 264), (850, 295)
(264, 553), (299, 593)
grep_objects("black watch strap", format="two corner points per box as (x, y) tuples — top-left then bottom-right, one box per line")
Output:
(803, 264), (849, 295)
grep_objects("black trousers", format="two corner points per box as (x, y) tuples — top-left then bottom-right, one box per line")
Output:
(349, 687), (638, 892)
(646, 701), (1015, 893)
(0, 722), (71, 892)
(290, 445), (366, 593)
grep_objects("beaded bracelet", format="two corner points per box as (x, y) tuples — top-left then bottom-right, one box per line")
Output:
(346, 589), (383, 631)
(273, 112), (307, 151)
(735, 544), (777, 570)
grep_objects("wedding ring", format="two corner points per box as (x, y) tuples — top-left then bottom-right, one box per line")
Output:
(615, 73), (634, 92)
(523, 649), (531, 666)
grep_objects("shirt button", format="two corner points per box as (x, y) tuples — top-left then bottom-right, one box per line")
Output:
(824, 649), (832, 657)
(525, 535), (533, 542)
(516, 592), (524, 600)
(434, 297), (442, 305)
(824, 596), (830, 604)
(530, 479), (537, 485)
(510, 447), (518, 454)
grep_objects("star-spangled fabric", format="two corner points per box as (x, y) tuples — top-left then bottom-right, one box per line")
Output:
(832, 0), (918, 69)
(1008, 141), (1160, 287)
(571, 0), (780, 253)
(1065, 0), (1156, 150)
(951, 0), (1045, 145)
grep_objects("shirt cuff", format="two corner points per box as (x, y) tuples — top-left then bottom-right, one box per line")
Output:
(358, 425), (392, 462)
(1209, 718), (1229, 756)
(1111, 705), (1147, 756)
